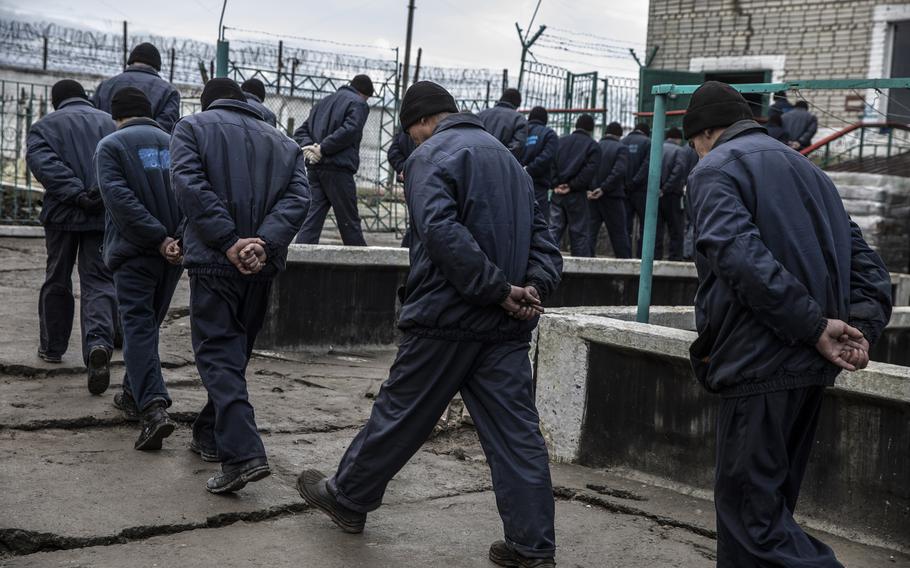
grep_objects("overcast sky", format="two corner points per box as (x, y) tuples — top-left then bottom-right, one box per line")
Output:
(3, 0), (650, 77)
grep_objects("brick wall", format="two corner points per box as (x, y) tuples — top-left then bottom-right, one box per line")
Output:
(646, 0), (906, 127)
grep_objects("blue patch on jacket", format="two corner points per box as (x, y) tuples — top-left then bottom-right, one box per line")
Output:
(138, 147), (170, 170)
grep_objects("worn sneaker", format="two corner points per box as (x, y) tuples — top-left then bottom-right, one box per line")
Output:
(296, 469), (366, 534)
(489, 540), (555, 567)
(113, 390), (140, 422)
(37, 349), (63, 364)
(134, 403), (176, 451)
(206, 457), (270, 494)
(189, 437), (221, 462)
(86, 345), (110, 395)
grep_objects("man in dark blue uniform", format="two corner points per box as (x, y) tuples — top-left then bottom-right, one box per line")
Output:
(621, 123), (651, 257)
(550, 114), (601, 257)
(96, 87), (183, 450)
(781, 100), (818, 150)
(241, 78), (278, 128)
(588, 121), (631, 258)
(93, 43), (180, 133)
(477, 88), (528, 159)
(26, 80), (117, 394)
(293, 75), (373, 246)
(655, 127), (687, 261)
(387, 128), (417, 247)
(685, 82), (892, 568)
(297, 81), (562, 568)
(171, 78), (310, 493)
(522, 106), (559, 222)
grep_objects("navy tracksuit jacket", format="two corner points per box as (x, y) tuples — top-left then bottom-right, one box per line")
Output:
(521, 119), (559, 220)
(621, 129), (651, 255)
(588, 134), (631, 258)
(656, 140), (687, 261)
(781, 108), (818, 149)
(26, 97), (117, 363)
(244, 93), (278, 128)
(688, 120), (892, 567)
(95, 117), (184, 411)
(171, 98), (310, 465)
(330, 113), (562, 559)
(293, 85), (369, 245)
(477, 101), (528, 160)
(549, 130), (600, 257)
(93, 65), (181, 133)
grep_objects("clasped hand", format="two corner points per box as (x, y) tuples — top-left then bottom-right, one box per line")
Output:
(500, 285), (544, 321)
(814, 319), (870, 372)
(226, 238), (268, 275)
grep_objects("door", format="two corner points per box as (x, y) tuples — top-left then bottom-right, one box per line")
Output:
(888, 20), (910, 123)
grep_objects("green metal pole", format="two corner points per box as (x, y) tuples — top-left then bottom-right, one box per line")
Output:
(215, 40), (229, 78)
(636, 93), (666, 323)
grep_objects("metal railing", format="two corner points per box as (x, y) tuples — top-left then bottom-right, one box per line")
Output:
(800, 122), (910, 169)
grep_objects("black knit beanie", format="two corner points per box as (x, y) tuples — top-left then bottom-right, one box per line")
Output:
(683, 81), (753, 139)
(666, 127), (683, 140)
(500, 88), (521, 107)
(200, 78), (245, 111)
(241, 78), (266, 101)
(127, 43), (162, 71)
(605, 121), (623, 137)
(111, 87), (152, 120)
(635, 122), (651, 137)
(51, 79), (87, 110)
(351, 74), (375, 97)
(528, 106), (548, 124)
(399, 81), (458, 131)
(575, 113), (595, 132)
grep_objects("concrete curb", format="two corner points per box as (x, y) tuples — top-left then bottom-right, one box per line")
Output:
(0, 225), (44, 238)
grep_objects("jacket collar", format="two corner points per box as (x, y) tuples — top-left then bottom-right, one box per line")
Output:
(572, 129), (592, 137)
(339, 84), (361, 97)
(117, 116), (164, 131)
(601, 134), (620, 141)
(57, 97), (92, 110)
(494, 101), (517, 110)
(712, 119), (767, 149)
(433, 112), (484, 135)
(125, 64), (160, 77)
(206, 98), (264, 120)
(245, 92), (264, 104)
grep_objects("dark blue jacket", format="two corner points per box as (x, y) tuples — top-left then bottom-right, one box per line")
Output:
(592, 135), (628, 198)
(660, 141), (687, 194)
(171, 99), (311, 279)
(521, 120), (559, 189)
(768, 99), (793, 120)
(26, 98), (116, 232)
(477, 101), (528, 159)
(244, 93), (278, 128)
(766, 124), (791, 144)
(554, 130), (601, 192)
(387, 130), (416, 175)
(688, 120), (892, 397)
(400, 113), (562, 341)
(781, 108), (818, 148)
(293, 85), (369, 173)
(93, 65), (181, 133)
(621, 130), (651, 193)
(95, 118), (183, 271)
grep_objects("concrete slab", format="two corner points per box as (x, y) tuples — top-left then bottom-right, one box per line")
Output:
(1, 492), (720, 568)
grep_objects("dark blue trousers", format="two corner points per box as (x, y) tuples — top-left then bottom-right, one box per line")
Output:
(39, 229), (116, 363)
(114, 257), (182, 412)
(330, 334), (556, 559)
(549, 192), (590, 257)
(533, 183), (550, 225)
(587, 196), (631, 258)
(656, 192), (685, 261)
(189, 275), (271, 465)
(715, 386), (842, 568)
(296, 168), (367, 246)
(627, 190), (647, 258)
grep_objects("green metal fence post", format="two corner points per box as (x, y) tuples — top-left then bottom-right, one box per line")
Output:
(636, 92), (667, 323)
(859, 127), (865, 161)
(215, 40), (229, 78)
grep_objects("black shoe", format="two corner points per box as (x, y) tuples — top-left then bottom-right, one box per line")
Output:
(37, 349), (63, 364)
(113, 390), (140, 422)
(189, 438), (221, 462)
(296, 469), (366, 534)
(134, 404), (176, 451)
(489, 541), (555, 567)
(206, 457), (270, 494)
(87, 346), (110, 395)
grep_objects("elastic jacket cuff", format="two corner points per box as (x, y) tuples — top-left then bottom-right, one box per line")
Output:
(496, 281), (512, 305)
(808, 317), (828, 345)
(218, 234), (240, 253)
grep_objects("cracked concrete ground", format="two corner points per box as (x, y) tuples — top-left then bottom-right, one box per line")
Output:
(0, 237), (907, 567)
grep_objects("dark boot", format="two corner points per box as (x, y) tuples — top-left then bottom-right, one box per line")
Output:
(296, 469), (366, 534)
(134, 403), (176, 451)
(38, 349), (63, 364)
(113, 389), (139, 422)
(489, 540), (555, 568)
(206, 457), (270, 494)
(87, 345), (110, 395)
(189, 437), (221, 462)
